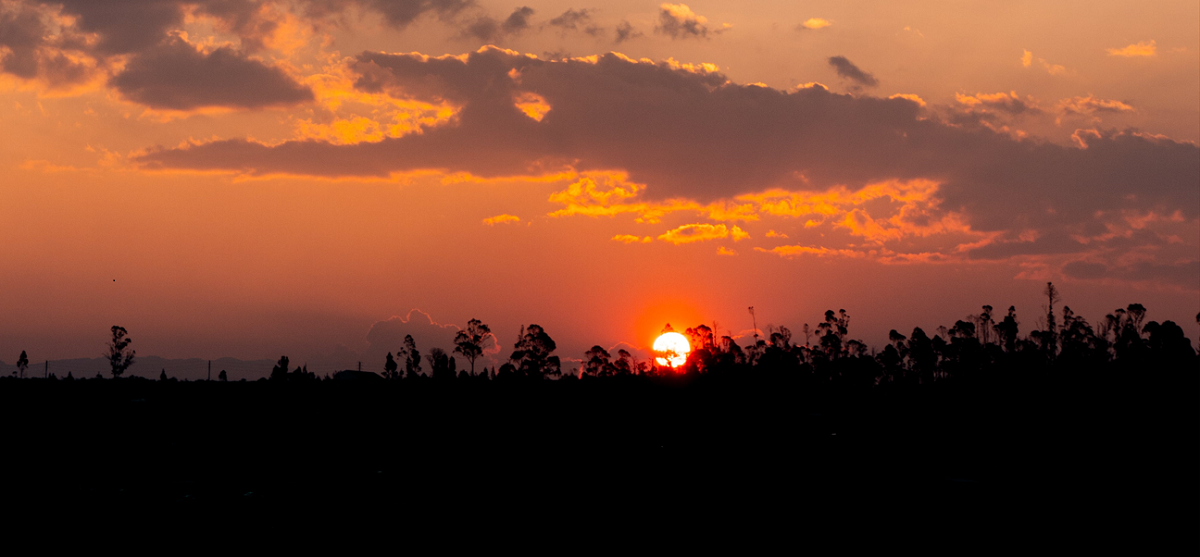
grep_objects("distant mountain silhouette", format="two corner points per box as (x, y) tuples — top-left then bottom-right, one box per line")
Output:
(0, 356), (278, 381)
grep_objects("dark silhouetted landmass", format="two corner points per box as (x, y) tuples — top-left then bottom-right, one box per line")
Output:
(0, 294), (1195, 551)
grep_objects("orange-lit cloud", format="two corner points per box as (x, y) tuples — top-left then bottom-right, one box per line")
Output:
(1021, 50), (1067, 75)
(716, 246), (737, 256)
(514, 91), (551, 121)
(483, 214), (521, 225)
(799, 18), (831, 30)
(1056, 95), (1135, 123)
(888, 93), (926, 106)
(129, 47), (1196, 275)
(755, 245), (867, 259)
(612, 234), (653, 244)
(955, 91), (1039, 115)
(657, 223), (748, 244)
(741, 180), (980, 247)
(1107, 40), (1157, 57)
(656, 4), (731, 39)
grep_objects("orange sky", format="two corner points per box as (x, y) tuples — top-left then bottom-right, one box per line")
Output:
(1, 0), (1197, 373)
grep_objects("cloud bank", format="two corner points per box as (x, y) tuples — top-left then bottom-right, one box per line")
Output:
(132, 46), (1198, 285)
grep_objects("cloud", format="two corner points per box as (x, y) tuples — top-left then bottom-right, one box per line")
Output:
(462, 6), (535, 42)
(614, 20), (642, 43)
(889, 93), (926, 107)
(755, 245), (867, 259)
(1021, 50), (1067, 75)
(716, 246), (737, 255)
(1062, 258), (1198, 289)
(798, 18), (831, 30)
(827, 55), (878, 88)
(134, 47), (1199, 278)
(110, 36), (314, 110)
(1107, 40), (1156, 58)
(302, 0), (474, 29)
(657, 223), (748, 244)
(655, 3), (729, 40)
(955, 91), (1039, 116)
(765, 230), (788, 238)
(548, 8), (601, 36)
(612, 234), (652, 244)
(483, 213), (520, 225)
(1056, 95), (1135, 118)
(0, 2), (102, 89)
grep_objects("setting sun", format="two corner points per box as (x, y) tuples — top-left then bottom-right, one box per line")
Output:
(653, 331), (691, 368)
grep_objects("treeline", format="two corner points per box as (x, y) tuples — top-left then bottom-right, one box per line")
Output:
(212, 283), (1200, 387)
(6, 283), (1197, 386)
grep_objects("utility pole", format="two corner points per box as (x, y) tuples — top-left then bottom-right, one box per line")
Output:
(44, 361), (48, 379)
(207, 360), (211, 381)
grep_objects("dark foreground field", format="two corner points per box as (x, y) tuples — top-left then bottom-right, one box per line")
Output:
(2, 373), (1195, 550)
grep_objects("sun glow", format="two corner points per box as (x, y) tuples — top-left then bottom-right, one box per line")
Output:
(653, 331), (691, 368)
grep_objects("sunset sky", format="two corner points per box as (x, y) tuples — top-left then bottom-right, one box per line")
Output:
(1, 0), (1197, 374)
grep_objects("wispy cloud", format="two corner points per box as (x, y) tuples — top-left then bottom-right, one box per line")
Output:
(827, 55), (878, 88)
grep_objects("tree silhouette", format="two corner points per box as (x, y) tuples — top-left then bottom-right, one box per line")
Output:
(613, 349), (637, 376)
(685, 324), (715, 351)
(218, 370), (227, 382)
(583, 345), (613, 378)
(454, 318), (492, 376)
(996, 306), (1020, 353)
(427, 347), (457, 380)
(977, 305), (995, 346)
(1043, 282), (1060, 357)
(383, 352), (400, 380)
(510, 324), (560, 379)
(107, 326), (135, 378)
(270, 356), (290, 381)
(16, 350), (28, 379)
(402, 335), (422, 378)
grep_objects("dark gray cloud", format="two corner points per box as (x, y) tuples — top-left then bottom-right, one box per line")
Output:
(0, 0), (295, 89)
(461, 6), (533, 42)
(828, 55), (878, 88)
(547, 8), (601, 36)
(503, 6), (534, 33)
(301, 0), (474, 28)
(1064, 259), (1199, 288)
(136, 47), (1199, 273)
(0, 2), (98, 86)
(548, 8), (589, 29)
(53, 0), (188, 54)
(614, 20), (641, 43)
(111, 37), (313, 110)
(0, 3), (46, 78)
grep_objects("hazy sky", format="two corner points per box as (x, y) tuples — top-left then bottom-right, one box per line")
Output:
(1, 0), (1197, 373)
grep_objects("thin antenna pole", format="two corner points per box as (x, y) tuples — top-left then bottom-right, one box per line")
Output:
(208, 360), (211, 381)
(45, 360), (48, 379)
(749, 307), (759, 344)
